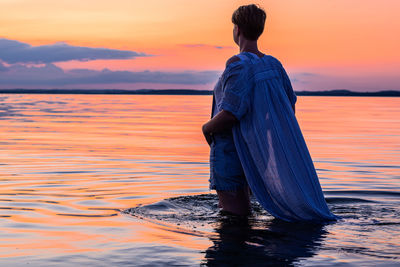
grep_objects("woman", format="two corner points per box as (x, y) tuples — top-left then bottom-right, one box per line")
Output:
(202, 4), (338, 222)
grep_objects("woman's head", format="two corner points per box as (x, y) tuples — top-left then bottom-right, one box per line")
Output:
(232, 4), (266, 42)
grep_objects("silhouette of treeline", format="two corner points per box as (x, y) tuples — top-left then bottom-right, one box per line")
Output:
(0, 89), (212, 95)
(0, 88), (399, 96)
(295, 90), (400, 97)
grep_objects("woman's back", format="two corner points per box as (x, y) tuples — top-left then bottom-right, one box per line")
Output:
(203, 4), (338, 221)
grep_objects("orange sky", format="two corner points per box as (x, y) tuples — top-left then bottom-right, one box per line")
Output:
(0, 0), (399, 91)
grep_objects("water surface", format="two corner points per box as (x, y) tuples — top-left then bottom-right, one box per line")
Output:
(0, 94), (399, 266)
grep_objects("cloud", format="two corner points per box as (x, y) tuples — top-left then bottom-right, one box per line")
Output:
(0, 38), (149, 64)
(0, 63), (220, 87)
(0, 62), (8, 72)
(289, 72), (320, 83)
(180, 44), (234, 50)
(289, 71), (399, 91)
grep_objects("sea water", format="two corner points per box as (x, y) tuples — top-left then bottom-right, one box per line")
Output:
(0, 94), (399, 266)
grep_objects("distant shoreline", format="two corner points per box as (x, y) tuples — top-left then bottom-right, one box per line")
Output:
(0, 89), (399, 97)
(295, 90), (400, 97)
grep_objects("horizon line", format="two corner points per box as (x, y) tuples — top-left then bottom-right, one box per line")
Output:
(0, 88), (399, 96)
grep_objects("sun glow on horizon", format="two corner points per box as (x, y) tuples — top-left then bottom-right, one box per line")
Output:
(0, 0), (399, 91)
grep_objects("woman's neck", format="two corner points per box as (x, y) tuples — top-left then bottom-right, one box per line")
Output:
(239, 39), (263, 57)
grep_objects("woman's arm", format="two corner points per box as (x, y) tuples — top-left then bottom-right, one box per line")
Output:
(202, 110), (238, 145)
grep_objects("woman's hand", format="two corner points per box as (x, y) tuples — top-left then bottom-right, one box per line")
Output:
(202, 110), (238, 146)
(202, 124), (213, 146)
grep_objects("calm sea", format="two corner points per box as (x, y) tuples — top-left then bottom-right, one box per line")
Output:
(0, 94), (399, 266)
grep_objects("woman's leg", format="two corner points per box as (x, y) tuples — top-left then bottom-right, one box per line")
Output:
(217, 186), (250, 216)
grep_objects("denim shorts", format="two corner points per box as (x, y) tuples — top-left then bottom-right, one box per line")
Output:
(209, 132), (247, 191)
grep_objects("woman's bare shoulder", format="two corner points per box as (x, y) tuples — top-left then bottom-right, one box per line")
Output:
(225, 55), (241, 67)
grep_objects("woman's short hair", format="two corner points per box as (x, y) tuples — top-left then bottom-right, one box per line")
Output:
(232, 4), (266, 41)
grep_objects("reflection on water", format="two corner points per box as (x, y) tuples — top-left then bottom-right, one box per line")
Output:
(0, 94), (399, 266)
(204, 217), (327, 266)
(126, 194), (329, 266)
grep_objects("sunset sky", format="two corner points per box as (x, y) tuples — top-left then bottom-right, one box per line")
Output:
(0, 0), (399, 91)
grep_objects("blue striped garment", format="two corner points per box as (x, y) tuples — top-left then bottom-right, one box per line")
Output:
(218, 51), (339, 222)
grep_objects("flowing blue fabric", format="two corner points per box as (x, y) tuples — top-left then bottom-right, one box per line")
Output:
(219, 52), (338, 222)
